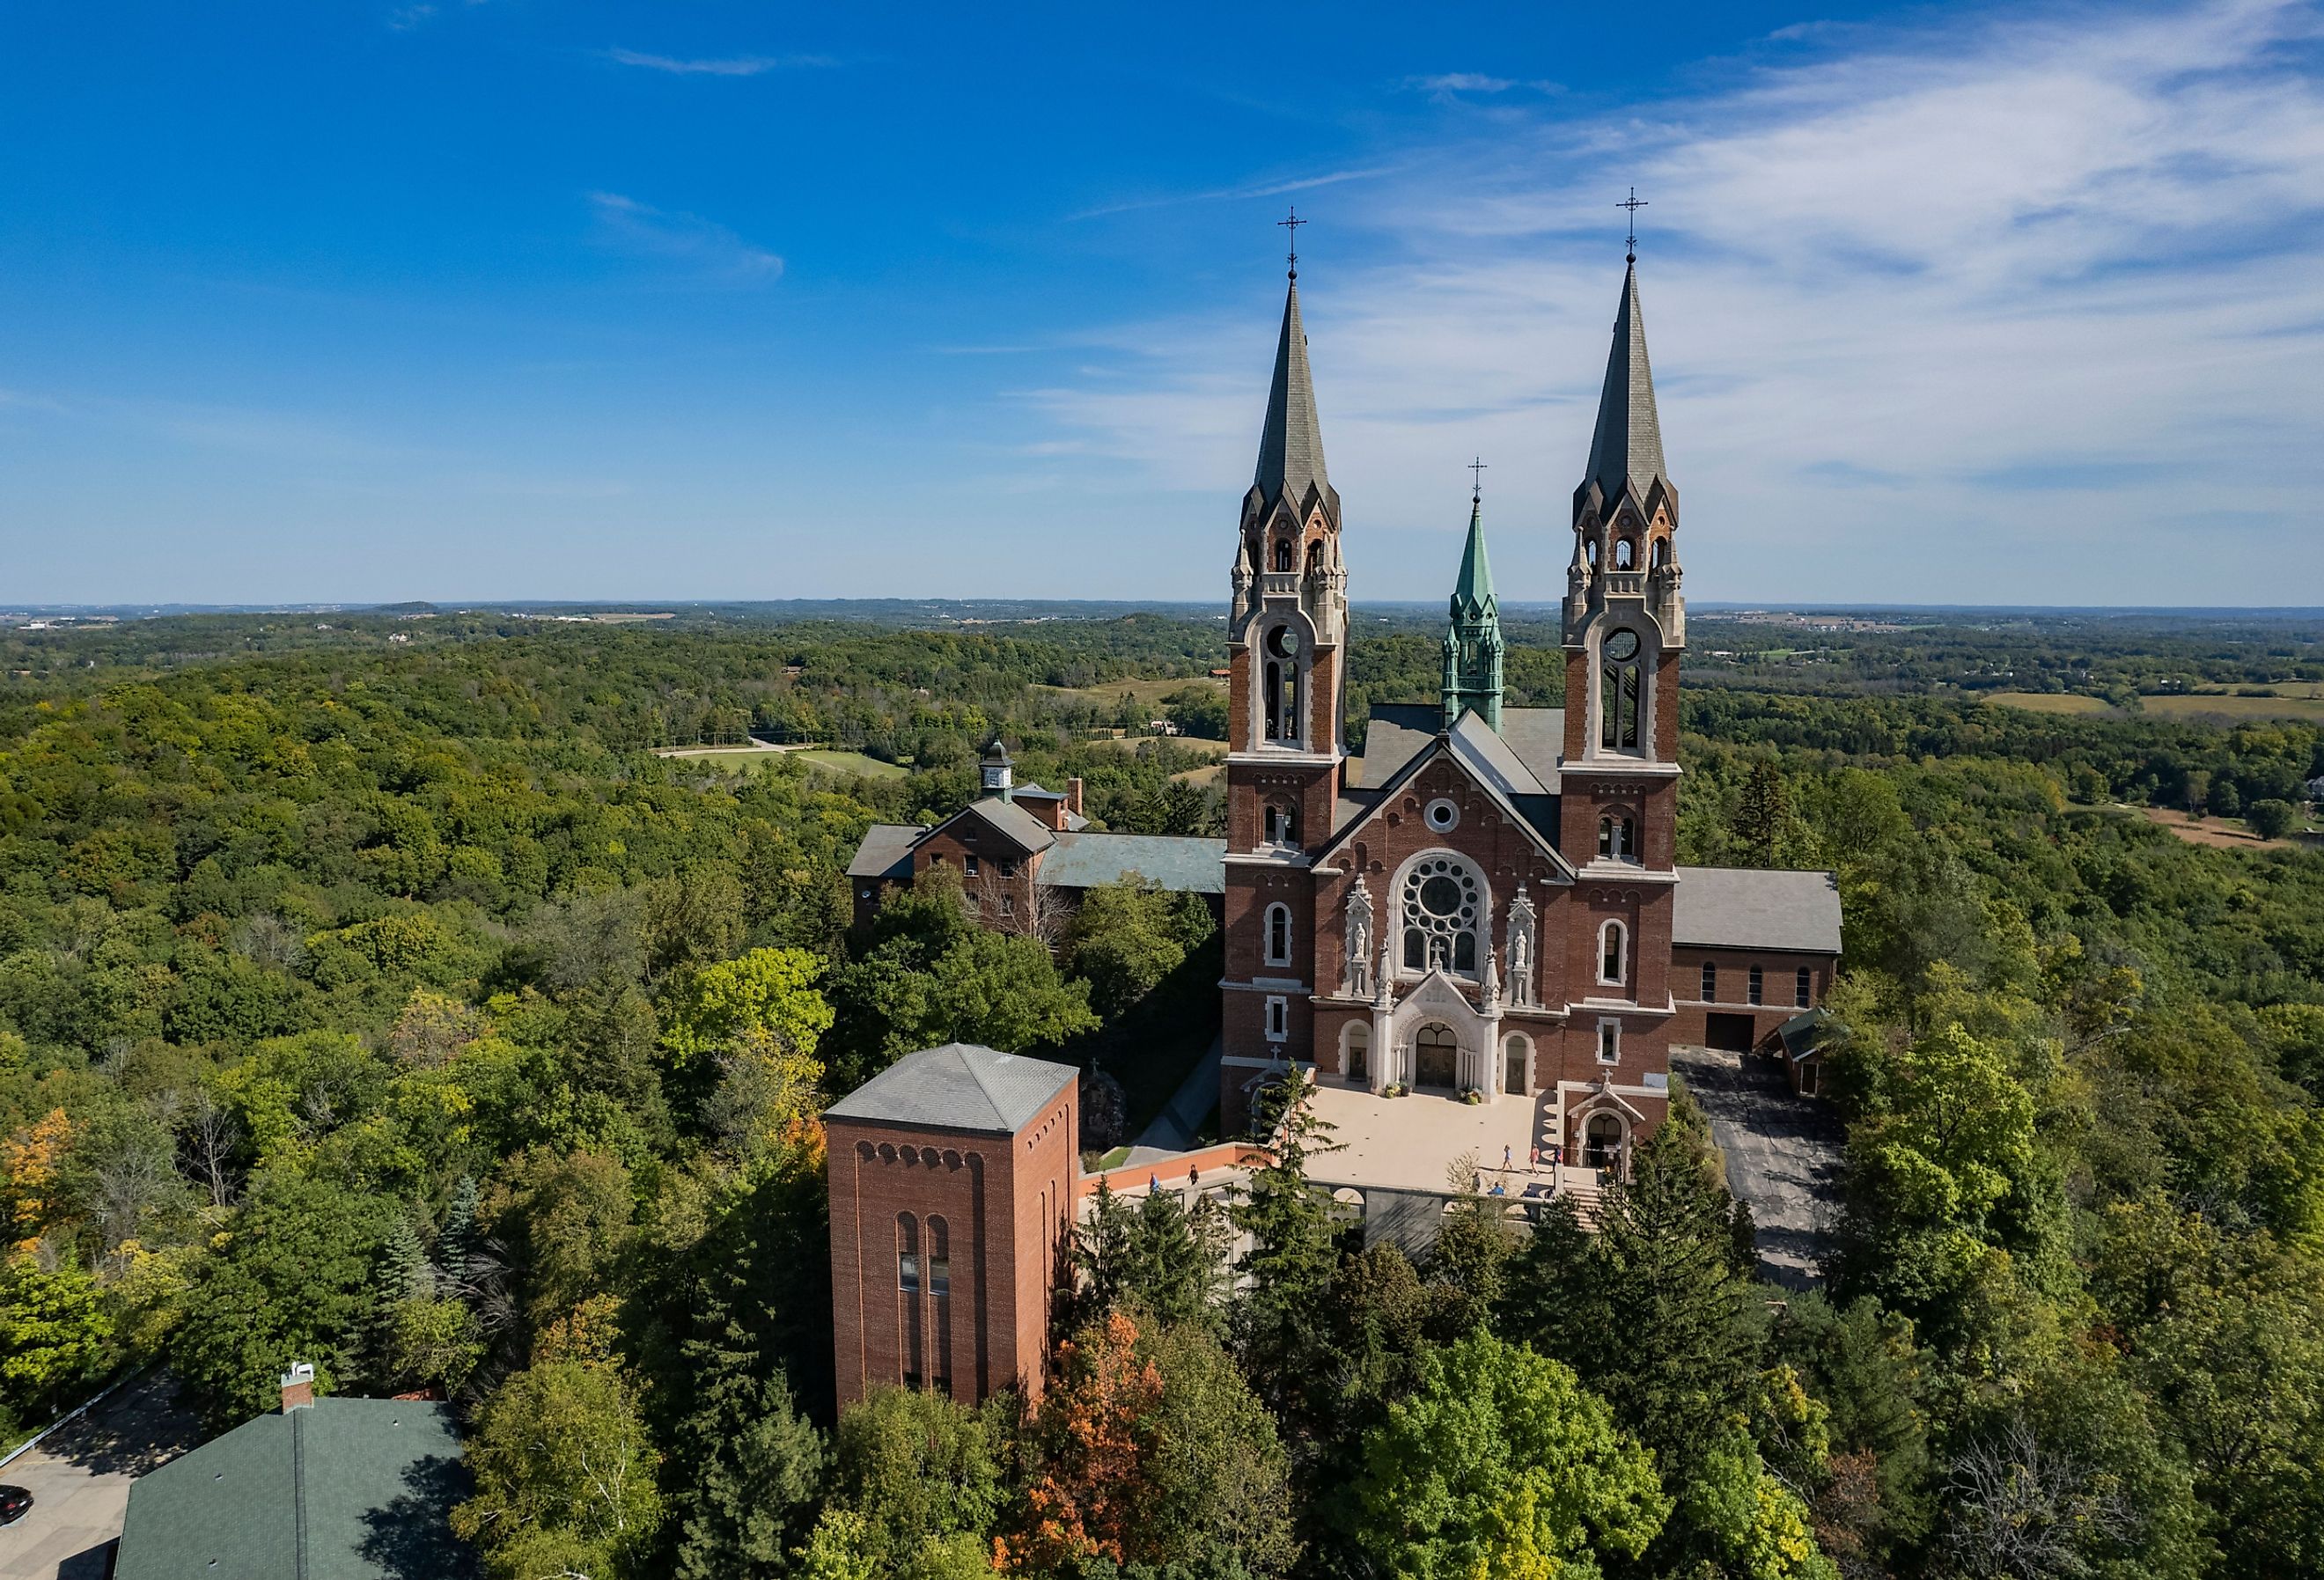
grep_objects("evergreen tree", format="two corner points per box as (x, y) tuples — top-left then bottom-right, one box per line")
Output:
(1500, 1094), (1758, 1474)
(671, 1357), (826, 1580)
(1228, 1077), (1341, 1442)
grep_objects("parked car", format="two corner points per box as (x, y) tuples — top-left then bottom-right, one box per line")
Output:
(0, 1484), (32, 1525)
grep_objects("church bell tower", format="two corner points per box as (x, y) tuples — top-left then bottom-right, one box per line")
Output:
(1222, 228), (1347, 1080)
(1561, 251), (1685, 1010)
(1441, 483), (1504, 731)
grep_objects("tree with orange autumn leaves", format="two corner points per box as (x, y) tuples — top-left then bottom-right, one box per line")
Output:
(997, 1309), (1300, 1577)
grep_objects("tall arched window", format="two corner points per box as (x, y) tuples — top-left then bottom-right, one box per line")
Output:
(1600, 628), (1642, 752)
(896, 1211), (923, 1390)
(1265, 902), (1292, 966)
(1274, 539), (1293, 572)
(1400, 854), (1482, 976)
(1262, 625), (1301, 744)
(1599, 920), (1627, 986)
(1263, 802), (1296, 846)
(1651, 537), (1669, 570)
(1614, 536), (1636, 570)
(1585, 539), (1600, 568)
(925, 1216), (952, 1393)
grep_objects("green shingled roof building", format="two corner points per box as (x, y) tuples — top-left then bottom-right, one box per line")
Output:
(114, 1394), (474, 1580)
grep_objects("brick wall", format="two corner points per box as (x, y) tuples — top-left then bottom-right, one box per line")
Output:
(1666, 947), (1834, 1051)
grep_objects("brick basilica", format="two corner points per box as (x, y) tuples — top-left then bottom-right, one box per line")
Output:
(1213, 248), (1840, 1162)
(831, 246), (1842, 1409)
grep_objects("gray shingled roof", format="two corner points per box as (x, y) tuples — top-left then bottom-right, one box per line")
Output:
(1039, 831), (1225, 894)
(114, 1399), (473, 1580)
(1357, 703), (1563, 795)
(826, 1042), (1078, 1134)
(1673, 866), (1842, 954)
(1254, 275), (1337, 518)
(1322, 712), (1572, 876)
(848, 824), (920, 879)
(1582, 261), (1667, 511)
(956, 797), (1057, 854)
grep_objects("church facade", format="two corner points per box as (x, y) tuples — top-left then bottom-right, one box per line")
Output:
(1213, 253), (1841, 1166)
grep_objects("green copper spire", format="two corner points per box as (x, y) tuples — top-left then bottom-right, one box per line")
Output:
(1442, 488), (1504, 731)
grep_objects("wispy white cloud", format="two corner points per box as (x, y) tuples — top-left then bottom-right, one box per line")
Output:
(1026, 0), (2324, 603)
(603, 47), (835, 77)
(1069, 164), (1404, 221)
(1408, 72), (1517, 94)
(585, 192), (784, 283)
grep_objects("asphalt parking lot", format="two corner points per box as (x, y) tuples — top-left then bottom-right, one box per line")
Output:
(1669, 1044), (1846, 1289)
(0, 1373), (200, 1580)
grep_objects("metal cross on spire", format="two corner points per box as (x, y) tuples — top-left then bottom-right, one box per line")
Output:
(1279, 207), (1306, 278)
(1467, 455), (1488, 501)
(1617, 187), (1648, 261)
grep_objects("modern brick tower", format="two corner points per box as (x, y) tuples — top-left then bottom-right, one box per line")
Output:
(825, 1043), (1079, 1408)
(1221, 254), (1350, 1080)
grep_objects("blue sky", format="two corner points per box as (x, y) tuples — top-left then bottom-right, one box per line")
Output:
(3, 0), (2320, 606)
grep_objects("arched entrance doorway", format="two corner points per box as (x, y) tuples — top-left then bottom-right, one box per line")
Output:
(1414, 1023), (1459, 1091)
(1343, 1023), (1370, 1084)
(1585, 1113), (1624, 1171)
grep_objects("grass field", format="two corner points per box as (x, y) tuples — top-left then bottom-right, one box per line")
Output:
(792, 749), (909, 779)
(1988, 689), (2324, 725)
(2136, 805), (2309, 852)
(1986, 692), (2114, 716)
(2143, 692), (2324, 724)
(1037, 674), (1225, 710)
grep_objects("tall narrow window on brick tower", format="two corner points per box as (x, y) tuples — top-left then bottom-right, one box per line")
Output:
(1701, 961), (1717, 1001)
(896, 1212), (923, 1391)
(1796, 966), (1813, 1008)
(1599, 920), (1627, 987)
(1598, 813), (1636, 861)
(926, 1216), (952, 1396)
(1264, 902), (1292, 966)
(1263, 624), (1302, 744)
(1748, 965), (1764, 1005)
(1600, 628), (1642, 751)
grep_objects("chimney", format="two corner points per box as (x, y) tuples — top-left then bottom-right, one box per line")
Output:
(1067, 777), (1084, 818)
(280, 1362), (315, 1412)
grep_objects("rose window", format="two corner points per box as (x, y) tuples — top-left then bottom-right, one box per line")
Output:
(1401, 855), (1481, 975)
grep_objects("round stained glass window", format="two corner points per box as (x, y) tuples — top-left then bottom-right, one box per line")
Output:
(1604, 629), (1640, 661)
(1401, 855), (1482, 976)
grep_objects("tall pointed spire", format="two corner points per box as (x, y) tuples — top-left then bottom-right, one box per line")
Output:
(1253, 275), (1335, 520)
(1443, 489), (1504, 731)
(1451, 489), (1497, 619)
(1580, 259), (1667, 514)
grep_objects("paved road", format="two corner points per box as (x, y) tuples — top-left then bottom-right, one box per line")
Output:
(1669, 1045), (1845, 1290)
(0, 1373), (201, 1580)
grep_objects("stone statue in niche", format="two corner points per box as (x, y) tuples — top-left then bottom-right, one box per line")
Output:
(1505, 885), (1539, 1009)
(1342, 877), (1373, 998)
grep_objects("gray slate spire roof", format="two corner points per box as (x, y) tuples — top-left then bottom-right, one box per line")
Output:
(1581, 260), (1667, 511)
(1254, 276), (1335, 518)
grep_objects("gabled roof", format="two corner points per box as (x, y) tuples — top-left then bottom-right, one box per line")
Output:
(826, 1042), (1078, 1135)
(1041, 832), (1225, 894)
(1321, 714), (1574, 879)
(950, 797), (1057, 855)
(114, 1399), (473, 1580)
(848, 824), (920, 879)
(1673, 866), (1842, 954)
(1358, 703), (1562, 795)
(1579, 260), (1669, 518)
(1253, 275), (1338, 522)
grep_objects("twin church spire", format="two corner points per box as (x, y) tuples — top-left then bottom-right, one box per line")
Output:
(1233, 231), (1676, 743)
